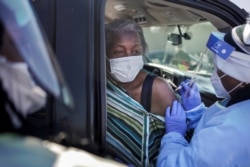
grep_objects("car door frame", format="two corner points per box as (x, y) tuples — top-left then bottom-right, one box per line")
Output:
(30, 0), (107, 155)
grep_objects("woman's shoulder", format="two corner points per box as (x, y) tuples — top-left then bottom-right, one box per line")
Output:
(153, 76), (174, 92)
(150, 75), (177, 115)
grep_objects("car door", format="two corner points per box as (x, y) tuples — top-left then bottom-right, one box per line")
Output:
(29, 0), (107, 155)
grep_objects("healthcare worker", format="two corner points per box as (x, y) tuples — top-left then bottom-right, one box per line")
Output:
(0, 0), (73, 132)
(157, 22), (250, 167)
(0, 0), (73, 166)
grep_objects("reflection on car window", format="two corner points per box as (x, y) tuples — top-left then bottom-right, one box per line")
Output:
(143, 22), (217, 75)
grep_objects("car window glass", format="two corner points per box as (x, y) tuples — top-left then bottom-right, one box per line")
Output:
(143, 22), (217, 75)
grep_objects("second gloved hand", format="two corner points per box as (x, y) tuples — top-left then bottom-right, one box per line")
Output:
(165, 100), (187, 136)
(179, 79), (201, 110)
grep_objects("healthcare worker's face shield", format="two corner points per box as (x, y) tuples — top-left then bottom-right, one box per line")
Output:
(0, 0), (74, 108)
(206, 30), (250, 83)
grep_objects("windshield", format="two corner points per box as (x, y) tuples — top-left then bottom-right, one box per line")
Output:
(144, 22), (217, 74)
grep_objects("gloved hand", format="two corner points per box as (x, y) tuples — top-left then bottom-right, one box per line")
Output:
(165, 100), (187, 136)
(178, 79), (201, 110)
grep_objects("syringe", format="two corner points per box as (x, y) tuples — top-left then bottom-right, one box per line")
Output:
(181, 48), (208, 96)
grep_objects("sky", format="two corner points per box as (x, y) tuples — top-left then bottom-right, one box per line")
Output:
(230, 0), (250, 13)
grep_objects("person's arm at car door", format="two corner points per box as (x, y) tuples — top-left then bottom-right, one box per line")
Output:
(151, 77), (177, 116)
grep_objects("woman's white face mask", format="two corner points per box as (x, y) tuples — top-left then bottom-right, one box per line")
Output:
(107, 55), (144, 83)
(210, 68), (243, 99)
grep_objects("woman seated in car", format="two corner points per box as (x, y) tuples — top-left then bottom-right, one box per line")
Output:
(105, 19), (177, 167)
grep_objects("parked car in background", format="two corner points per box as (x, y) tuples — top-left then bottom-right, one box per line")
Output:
(5, 0), (248, 166)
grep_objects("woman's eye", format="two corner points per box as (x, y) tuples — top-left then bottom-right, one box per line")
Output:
(132, 50), (142, 55)
(114, 50), (124, 54)
(113, 50), (125, 57)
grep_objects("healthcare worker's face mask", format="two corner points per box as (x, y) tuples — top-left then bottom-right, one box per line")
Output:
(108, 55), (144, 83)
(210, 68), (243, 98)
(0, 56), (47, 117)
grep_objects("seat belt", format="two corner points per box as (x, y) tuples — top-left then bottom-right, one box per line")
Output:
(141, 74), (156, 112)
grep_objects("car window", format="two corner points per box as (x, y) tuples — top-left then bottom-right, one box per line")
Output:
(144, 22), (217, 74)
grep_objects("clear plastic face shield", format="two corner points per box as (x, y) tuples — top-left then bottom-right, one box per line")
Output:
(0, 0), (74, 108)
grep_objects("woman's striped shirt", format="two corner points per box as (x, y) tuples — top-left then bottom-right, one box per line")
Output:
(106, 80), (165, 167)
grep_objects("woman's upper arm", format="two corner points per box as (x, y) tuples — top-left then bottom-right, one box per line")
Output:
(151, 77), (177, 116)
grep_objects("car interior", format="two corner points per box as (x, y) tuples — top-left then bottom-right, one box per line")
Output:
(105, 0), (248, 108)
(24, 0), (248, 160)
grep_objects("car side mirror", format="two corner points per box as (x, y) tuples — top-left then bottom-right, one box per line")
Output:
(167, 33), (182, 45)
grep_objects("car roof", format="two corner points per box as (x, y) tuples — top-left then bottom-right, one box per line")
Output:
(105, 0), (248, 31)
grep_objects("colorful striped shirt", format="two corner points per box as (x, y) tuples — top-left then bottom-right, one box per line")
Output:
(106, 80), (165, 167)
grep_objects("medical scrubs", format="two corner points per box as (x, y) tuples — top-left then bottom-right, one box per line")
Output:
(157, 99), (250, 167)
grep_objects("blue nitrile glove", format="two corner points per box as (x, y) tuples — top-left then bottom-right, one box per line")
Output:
(178, 79), (201, 110)
(165, 100), (187, 136)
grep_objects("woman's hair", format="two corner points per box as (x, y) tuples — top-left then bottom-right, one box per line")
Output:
(105, 19), (148, 56)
